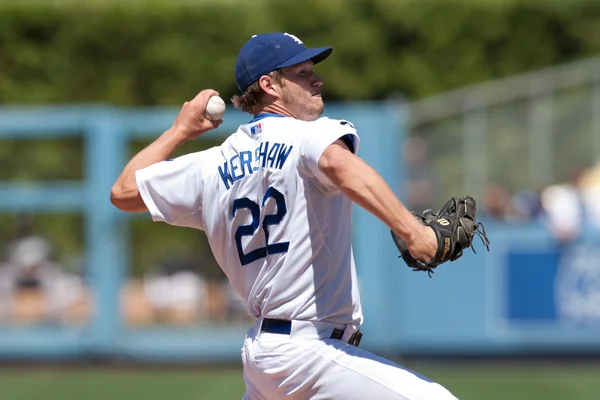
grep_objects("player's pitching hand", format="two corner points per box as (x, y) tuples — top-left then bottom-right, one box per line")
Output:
(171, 89), (224, 140)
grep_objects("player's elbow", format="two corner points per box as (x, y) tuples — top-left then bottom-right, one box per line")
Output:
(109, 184), (127, 210)
(110, 184), (147, 213)
(318, 155), (343, 178)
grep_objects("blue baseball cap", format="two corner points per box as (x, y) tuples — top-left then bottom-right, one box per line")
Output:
(235, 32), (333, 92)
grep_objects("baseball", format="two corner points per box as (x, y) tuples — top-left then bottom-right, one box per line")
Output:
(205, 95), (226, 120)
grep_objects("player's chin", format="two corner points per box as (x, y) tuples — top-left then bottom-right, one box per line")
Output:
(311, 102), (324, 119)
(312, 96), (324, 110)
(301, 97), (324, 120)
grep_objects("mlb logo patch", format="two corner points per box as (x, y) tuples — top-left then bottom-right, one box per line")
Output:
(250, 123), (262, 135)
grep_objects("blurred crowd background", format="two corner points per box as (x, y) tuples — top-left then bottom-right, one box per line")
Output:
(3, 0), (600, 398)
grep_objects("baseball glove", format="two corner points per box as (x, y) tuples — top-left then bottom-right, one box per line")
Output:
(391, 196), (490, 277)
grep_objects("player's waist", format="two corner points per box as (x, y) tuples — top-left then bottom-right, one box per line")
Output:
(256, 317), (363, 347)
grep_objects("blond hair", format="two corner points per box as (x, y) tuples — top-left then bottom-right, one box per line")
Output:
(231, 70), (284, 114)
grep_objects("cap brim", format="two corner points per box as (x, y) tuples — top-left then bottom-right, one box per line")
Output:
(279, 47), (333, 69)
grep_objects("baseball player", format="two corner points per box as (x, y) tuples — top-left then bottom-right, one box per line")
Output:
(111, 32), (458, 400)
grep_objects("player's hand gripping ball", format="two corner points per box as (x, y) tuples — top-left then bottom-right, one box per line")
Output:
(205, 95), (226, 120)
(391, 196), (490, 277)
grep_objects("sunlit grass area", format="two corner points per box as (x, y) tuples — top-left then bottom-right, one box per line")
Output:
(1, 362), (600, 400)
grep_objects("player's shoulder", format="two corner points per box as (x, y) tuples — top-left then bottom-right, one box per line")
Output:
(193, 145), (223, 160)
(310, 116), (357, 131)
(296, 117), (357, 141)
(263, 116), (356, 131)
(201, 145), (223, 160)
(170, 146), (222, 167)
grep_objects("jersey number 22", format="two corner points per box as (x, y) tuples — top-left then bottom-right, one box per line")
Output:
(232, 186), (289, 265)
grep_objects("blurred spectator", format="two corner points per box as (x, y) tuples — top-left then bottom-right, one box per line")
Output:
(578, 160), (600, 232)
(142, 257), (207, 325)
(481, 182), (526, 221)
(121, 254), (247, 326)
(541, 181), (583, 243)
(513, 189), (544, 220)
(0, 235), (86, 324)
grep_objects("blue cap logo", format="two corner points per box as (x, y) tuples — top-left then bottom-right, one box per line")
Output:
(235, 32), (333, 92)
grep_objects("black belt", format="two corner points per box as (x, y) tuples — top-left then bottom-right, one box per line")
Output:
(260, 318), (363, 347)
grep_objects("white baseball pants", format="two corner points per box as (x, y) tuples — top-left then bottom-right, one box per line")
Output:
(241, 318), (458, 400)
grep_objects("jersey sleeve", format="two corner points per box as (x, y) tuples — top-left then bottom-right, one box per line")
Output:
(299, 117), (361, 190)
(135, 150), (215, 230)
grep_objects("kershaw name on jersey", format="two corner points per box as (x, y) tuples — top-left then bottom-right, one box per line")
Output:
(218, 141), (294, 190)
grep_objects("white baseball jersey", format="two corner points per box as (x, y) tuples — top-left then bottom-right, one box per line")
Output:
(136, 114), (363, 326)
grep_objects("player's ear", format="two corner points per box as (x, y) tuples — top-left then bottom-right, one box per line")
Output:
(259, 74), (282, 98)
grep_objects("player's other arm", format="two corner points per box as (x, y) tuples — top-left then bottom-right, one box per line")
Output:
(318, 140), (437, 262)
(110, 89), (222, 213)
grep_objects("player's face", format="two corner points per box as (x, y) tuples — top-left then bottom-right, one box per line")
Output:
(279, 61), (324, 121)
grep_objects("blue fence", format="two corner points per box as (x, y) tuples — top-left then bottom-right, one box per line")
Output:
(1, 103), (600, 362)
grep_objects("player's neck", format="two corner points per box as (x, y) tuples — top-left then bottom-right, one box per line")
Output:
(256, 103), (296, 120)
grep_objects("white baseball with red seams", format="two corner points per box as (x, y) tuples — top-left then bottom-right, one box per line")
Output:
(205, 95), (226, 120)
